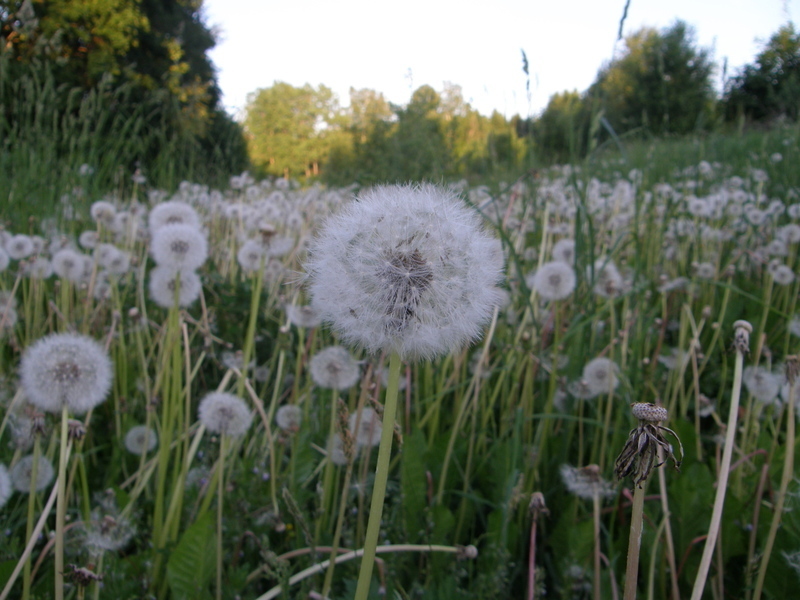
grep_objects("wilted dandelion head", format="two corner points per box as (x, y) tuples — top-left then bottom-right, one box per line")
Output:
(285, 304), (322, 329)
(560, 464), (616, 500)
(10, 454), (55, 492)
(124, 425), (158, 455)
(148, 265), (202, 308)
(305, 183), (505, 361)
(275, 404), (302, 433)
(150, 224), (208, 271)
(0, 464), (10, 508)
(20, 332), (113, 415)
(148, 200), (201, 232)
(52, 248), (88, 282)
(743, 366), (781, 405)
(529, 261), (576, 301)
(349, 407), (382, 447)
(582, 357), (619, 398)
(198, 392), (253, 438)
(309, 346), (360, 390)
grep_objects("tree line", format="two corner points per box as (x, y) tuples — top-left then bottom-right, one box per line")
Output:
(245, 20), (800, 184)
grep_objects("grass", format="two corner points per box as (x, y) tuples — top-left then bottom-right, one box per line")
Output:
(1, 88), (800, 600)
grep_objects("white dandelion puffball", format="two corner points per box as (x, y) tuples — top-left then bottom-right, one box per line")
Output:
(306, 183), (505, 360)
(148, 265), (202, 308)
(309, 346), (361, 390)
(349, 407), (382, 447)
(275, 404), (302, 432)
(148, 200), (201, 232)
(0, 464), (11, 508)
(20, 332), (113, 415)
(150, 223), (208, 271)
(10, 454), (55, 493)
(529, 261), (576, 301)
(124, 425), (158, 455)
(582, 357), (620, 398)
(198, 392), (253, 438)
(52, 248), (87, 282)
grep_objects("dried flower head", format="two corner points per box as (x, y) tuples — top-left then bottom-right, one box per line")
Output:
(305, 183), (504, 360)
(20, 332), (113, 415)
(615, 403), (683, 487)
(10, 454), (55, 492)
(309, 346), (361, 390)
(733, 320), (752, 355)
(124, 425), (158, 455)
(198, 392), (253, 438)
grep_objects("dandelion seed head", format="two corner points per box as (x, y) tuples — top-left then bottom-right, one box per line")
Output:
(20, 333), (113, 415)
(309, 346), (360, 390)
(148, 200), (201, 232)
(349, 407), (382, 447)
(743, 366), (781, 405)
(198, 392), (253, 438)
(6, 234), (34, 260)
(236, 239), (266, 272)
(0, 464), (10, 508)
(528, 261), (576, 301)
(148, 265), (202, 308)
(551, 238), (575, 264)
(90, 201), (116, 225)
(582, 357), (619, 398)
(10, 454), (54, 492)
(52, 248), (87, 282)
(306, 183), (504, 360)
(560, 464), (616, 500)
(150, 224), (207, 271)
(124, 425), (158, 455)
(285, 304), (322, 329)
(275, 405), (302, 433)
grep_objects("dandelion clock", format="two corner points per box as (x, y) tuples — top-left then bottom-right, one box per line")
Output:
(305, 183), (504, 599)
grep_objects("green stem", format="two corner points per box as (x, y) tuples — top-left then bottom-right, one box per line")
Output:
(752, 381), (795, 600)
(216, 435), (227, 600)
(690, 325), (747, 600)
(55, 405), (70, 600)
(353, 350), (402, 600)
(623, 481), (647, 600)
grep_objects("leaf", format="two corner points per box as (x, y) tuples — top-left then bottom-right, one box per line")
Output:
(401, 428), (429, 542)
(167, 512), (216, 600)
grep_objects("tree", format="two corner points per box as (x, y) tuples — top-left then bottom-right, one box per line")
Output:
(724, 23), (800, 122)
(244, 82), (345, 178)
(593, 20), (715, 135)
(532, 90), (590, 163)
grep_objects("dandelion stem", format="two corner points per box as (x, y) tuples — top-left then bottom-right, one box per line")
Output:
(216, 434), (227, 600)
(623, 481), (646, 600)
(752, 378), (795, 600)
(354, 350), (402, 600)
(690, 321), (749, 600)
(55, 405), (70, 600)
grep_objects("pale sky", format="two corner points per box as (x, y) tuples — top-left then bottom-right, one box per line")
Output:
(202, 0), (798, 119)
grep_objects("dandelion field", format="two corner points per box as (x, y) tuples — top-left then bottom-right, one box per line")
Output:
(2, 122), (800, 600)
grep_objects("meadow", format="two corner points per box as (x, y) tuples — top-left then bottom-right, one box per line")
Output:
(2, 88), (800, 600)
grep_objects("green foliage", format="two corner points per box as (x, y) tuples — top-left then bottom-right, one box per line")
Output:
(167, 512), (216, 600)
(724, 23), (800, 122)
(593, 20), (715, 136)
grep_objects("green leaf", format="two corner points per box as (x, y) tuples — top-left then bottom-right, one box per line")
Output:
(167, 512), (216, 600)
(402, 429), (429, 542)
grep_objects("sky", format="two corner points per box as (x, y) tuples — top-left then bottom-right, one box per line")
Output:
(202, 0), (799, 120)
